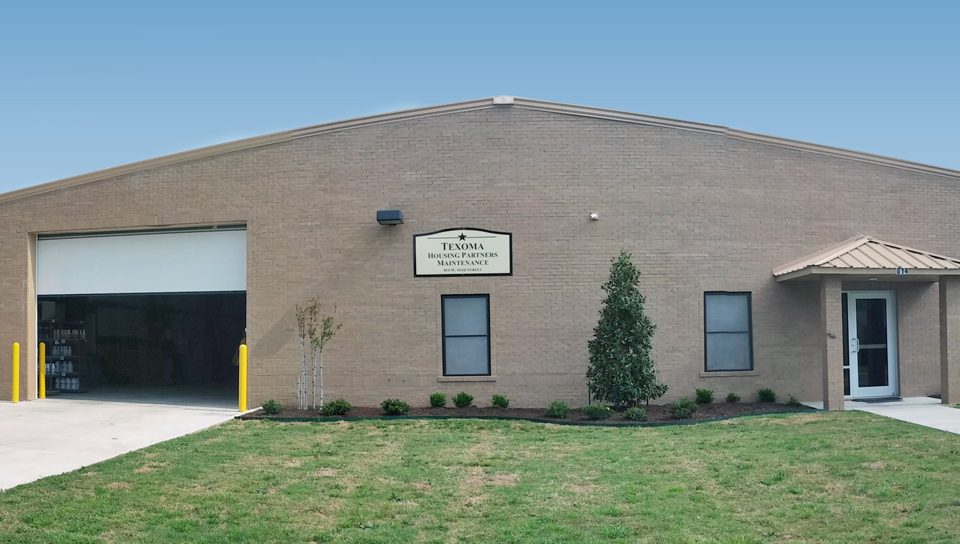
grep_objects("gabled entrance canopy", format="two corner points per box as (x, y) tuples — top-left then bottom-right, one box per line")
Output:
(773, 235), (960, 282)
(772, 235), (960, 411)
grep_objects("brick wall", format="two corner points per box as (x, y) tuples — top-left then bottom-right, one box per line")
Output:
(1, 105), (957, 407)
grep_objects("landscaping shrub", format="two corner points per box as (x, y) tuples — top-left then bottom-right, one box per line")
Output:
(757, 388), (777, 403)
(380, 398), (411, 416)
(624, 406), (648, 421)
(545, 400), (569, 419)
(587, 250), (668, 406)
(726, 392), (741, 403)
(695, 388), (714, 404)
(429, 392), (447, 408)
(670, 398), (698, 419)
(491, 394), (509, 408)
(452, 391), (474, 408)
(582, 404), (614, 420)
(262, 399), (282, 415)
(787, 395), (802, 407)
(320, 398), (351, 416)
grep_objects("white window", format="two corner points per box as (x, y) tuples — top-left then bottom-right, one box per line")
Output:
(704, 292), (753, 371)
(442, 295), (490, 376)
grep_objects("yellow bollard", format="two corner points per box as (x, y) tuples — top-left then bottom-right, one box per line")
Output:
(38, 342), (46, 400)
(238, 344), (248, 412)
(11, 342), (19, 404)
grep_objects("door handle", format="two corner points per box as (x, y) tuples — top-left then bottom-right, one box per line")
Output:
(850, 338), (859, 353)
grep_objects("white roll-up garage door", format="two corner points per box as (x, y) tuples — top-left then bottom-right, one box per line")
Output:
(37, 228), (246, 295)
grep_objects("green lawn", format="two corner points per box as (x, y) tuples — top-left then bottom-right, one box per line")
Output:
(1, 412), (959, 543)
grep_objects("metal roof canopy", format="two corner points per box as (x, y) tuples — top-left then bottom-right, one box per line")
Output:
(773, 235), (960, 282)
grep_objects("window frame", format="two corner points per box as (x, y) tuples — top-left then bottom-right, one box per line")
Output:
(441, 294), (491, 377)
(703, 291), (754, 372)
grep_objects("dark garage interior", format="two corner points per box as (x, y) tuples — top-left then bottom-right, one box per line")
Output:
(38, 292), (245, 404)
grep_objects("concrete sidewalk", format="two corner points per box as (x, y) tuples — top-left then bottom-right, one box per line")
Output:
(805, 396), (960, 434)
(0, 397), (237, 491)
(849, 397), (960, 434)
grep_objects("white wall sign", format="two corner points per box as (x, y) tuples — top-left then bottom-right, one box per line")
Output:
(414, 228), (512, 277)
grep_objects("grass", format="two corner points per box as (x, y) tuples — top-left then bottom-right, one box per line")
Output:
(1, 412), (960, 543)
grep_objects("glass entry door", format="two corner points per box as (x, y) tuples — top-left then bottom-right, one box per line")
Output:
(845, 291), (899, 398)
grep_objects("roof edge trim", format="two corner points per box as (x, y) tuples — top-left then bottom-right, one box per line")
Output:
(4, 96), (960, 204)
(774, 267), (960, 282)
(511, 99), (960, 179)
(0, 98), (496, 204)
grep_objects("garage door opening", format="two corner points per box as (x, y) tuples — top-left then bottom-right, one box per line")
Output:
(38, 293), (245, 406)
(36, 227), (247, 407)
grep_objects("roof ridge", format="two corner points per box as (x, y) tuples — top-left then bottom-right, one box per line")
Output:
(813, 235), (872, 266)
(2, 96), (960, 204)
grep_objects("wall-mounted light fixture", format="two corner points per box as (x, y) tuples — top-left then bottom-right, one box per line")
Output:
(376, 209), (404, 225)
(589, 212), (599, 221)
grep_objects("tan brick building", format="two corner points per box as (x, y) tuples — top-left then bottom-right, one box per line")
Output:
(2, 97), (960, 410)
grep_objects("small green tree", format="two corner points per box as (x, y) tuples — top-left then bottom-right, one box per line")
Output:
(295, 298), (342, 410)
(587, 250), (667, 406)
(311, 310), (342, 409)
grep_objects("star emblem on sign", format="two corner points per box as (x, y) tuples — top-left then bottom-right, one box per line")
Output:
(458, 233), (467, 241)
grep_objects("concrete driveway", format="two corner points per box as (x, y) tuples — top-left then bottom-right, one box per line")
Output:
(0, 395), (237, 491)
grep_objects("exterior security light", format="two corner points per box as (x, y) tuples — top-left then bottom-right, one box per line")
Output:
(589, 212), (599, 221)
(376, 209), (404, 225)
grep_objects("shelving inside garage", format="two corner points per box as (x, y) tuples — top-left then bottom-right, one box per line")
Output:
(40, 319), (88, 394)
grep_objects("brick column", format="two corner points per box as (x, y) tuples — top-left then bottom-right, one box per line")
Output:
(820, 276), (844, 410)
(939, 277), (960, 405)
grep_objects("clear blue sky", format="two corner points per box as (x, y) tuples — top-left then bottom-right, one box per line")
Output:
(2, 1), (958, 192)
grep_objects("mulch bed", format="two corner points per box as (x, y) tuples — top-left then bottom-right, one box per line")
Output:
(240, 402), (814, 426)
